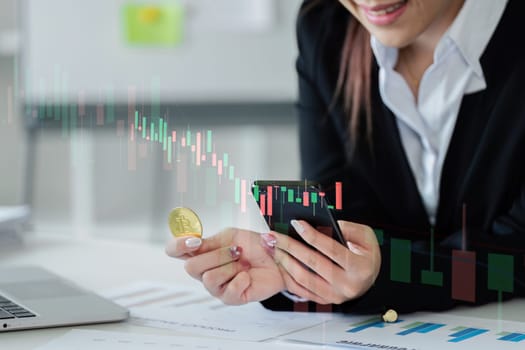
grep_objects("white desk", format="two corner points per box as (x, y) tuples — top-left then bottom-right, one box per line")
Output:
(1, 232), (524, 349)
(0, 232), (202, 349)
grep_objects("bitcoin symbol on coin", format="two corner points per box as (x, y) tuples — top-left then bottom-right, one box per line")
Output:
(168, 207), (203, 238)
(173, 215), (192, 233)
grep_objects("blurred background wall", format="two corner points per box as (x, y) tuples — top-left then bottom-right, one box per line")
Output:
(0, 0), (303, 242)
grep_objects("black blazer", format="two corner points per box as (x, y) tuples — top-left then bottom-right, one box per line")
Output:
(262, 0), (525, 313)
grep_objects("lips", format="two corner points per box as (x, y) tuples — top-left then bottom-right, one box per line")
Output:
(357, 0), (408, 26)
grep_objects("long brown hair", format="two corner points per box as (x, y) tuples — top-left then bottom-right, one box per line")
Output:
(336, 18), (373, 146)
(305, 1), (373, 146)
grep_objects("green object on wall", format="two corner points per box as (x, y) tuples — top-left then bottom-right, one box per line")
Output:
(123, 3), (184, 46)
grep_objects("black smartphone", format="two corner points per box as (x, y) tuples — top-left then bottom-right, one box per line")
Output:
(251, 180), (346, 247)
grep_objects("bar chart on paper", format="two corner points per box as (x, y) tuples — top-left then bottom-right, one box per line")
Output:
(101, 281), (335, 342)
(284, 312), (525, 349)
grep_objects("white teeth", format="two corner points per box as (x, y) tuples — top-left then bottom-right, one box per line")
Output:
(369, 1), (406, 16)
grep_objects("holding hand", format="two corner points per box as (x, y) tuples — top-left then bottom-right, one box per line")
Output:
(165, 228), (285, 305)
(261, 220), (381, 305)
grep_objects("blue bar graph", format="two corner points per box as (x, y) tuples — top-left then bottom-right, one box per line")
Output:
(448, 328), (488, 343)
(347, 319), (385, 333)
(498, 333), (525, 342)
(397, 323), (445, 336)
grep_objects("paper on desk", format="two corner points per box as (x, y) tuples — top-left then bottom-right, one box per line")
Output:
(33, 329), (308, 350)
(282, 312), (525, 350)
(102, 281), (338, 342)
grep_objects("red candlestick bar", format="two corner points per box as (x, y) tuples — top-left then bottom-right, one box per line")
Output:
(335, 181), (342, 210)
(303, 191), (309, 207)
(451, 250), (476, 303)
(217, 160), (223, 176)
(267, 186), (273, 216)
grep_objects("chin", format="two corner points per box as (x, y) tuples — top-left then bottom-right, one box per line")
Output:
(373, 32), (412, 49)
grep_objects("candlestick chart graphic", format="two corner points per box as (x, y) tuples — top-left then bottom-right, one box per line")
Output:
(1, 79), (524, 314)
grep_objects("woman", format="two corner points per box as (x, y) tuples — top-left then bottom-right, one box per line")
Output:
(166, 0), (525, 313)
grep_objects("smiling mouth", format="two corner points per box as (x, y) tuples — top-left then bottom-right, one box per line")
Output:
(366, 0), (407, 16)
(357, 0), (409, 26)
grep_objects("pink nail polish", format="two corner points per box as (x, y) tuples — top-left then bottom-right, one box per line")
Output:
(260, 233), (276, 258)
(261, 233), (277, 248)
(229, 245), (242, 259)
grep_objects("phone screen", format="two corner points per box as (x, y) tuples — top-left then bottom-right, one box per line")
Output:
(252, 180), (346, 247)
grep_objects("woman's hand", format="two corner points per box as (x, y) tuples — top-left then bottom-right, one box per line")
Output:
(261, 220), (381, 305)
(165, 228), (285, 305)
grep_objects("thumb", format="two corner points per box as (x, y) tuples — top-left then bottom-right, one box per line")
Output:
(337, 220), (379, 250)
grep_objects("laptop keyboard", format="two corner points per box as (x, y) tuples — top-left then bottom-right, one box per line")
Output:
(0, 294), (36, 319)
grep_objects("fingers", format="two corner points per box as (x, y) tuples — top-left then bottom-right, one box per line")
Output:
(272, 223), (352, 277)
(260, 224), (380, 303)
(290, 219), (378, 269)
(202, 260), (251, 298)
(273, 247), (343, 304)
(277, 265), (329, 305)
(337, 220), (379, 250)
(165, 236), (203, 259)
(184, 246), (242, 280)
(220, 271), (252, 305)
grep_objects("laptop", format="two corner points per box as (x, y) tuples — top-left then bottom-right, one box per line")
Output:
(0, 266), (128, 332)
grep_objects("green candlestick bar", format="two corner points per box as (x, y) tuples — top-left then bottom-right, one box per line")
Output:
(391, 238), (411, 283)
(159, 118), (163, 142)
(163, 122), (168, 150)
(488, 253), (514, 293)
(311, 192), (318, 204)
(421, 228), (444, 286)
(186, 129), (191, 146)
(150, 122), (155, 141)
(421, 270), (443, 287)
(206, 130), (212, 153)
(288, 189), (294, 203)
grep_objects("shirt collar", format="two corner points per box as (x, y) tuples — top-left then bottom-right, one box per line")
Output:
(438, 0), (508, 78)
(371, 0), (508, 78)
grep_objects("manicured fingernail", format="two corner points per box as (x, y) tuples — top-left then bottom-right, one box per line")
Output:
(347, 241), (364, 256)
(240, 260), (251, 270)
(261, 233), (277, 248)
(185, 237), (202, 249)
(290, 219), (305, 234)
(229, 245), (242, 259)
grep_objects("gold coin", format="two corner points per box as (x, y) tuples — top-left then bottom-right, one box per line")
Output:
(168, 207), (203, 238)
(382, 309), (398, 323)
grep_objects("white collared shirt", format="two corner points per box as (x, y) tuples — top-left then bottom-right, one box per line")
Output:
(371, 0), (508, 224)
